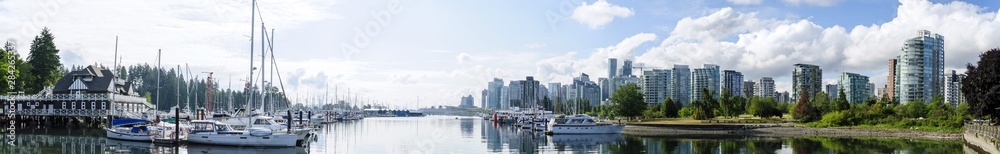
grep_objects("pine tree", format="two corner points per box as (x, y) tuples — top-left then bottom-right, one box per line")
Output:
(25, 27), (62, 93)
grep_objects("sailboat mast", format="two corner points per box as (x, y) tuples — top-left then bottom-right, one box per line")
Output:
(156, 50), (161, 114)
(247, 0), (256, 129)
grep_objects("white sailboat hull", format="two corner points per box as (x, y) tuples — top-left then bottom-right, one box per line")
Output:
(187, 133), (297, 147)
(105, 128), (154, 142)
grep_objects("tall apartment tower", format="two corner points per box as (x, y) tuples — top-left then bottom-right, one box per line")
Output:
(887, 59), (897, 102)
(672, 65), (691, 106)
(755, 77), (775, 99)
(792, 64), (822, 102)
(608, 58), (618, 78)
(622, 60), (633, 76)
(691, 64), (720, 102)
(721, 70), (744, 97)
(839, 72), (870, 104)
(895, 30), (944, 104)
(642, 69), (672, 105)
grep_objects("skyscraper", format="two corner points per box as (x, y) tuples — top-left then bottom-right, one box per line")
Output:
(838, 72), (870, 104)
(887, 59), (897, 102)
(508, 81), (522, 109)
(721, 70), (744, 97)
(599, 77), (610, 100)
(622, 60), (633, 76)
(792, 64), (822, 102)
(481, 89), (487, 108)
(743, 81), (755, 97)
(672, 65), (691, 106)
(944, 70), (966, 106)
(755, 77), (775, 98)
(608, 58), (618, 78)
(642, 69), (672, 105)
(691, 64), (720, 102)
(487, 78), (504, 109)
(895, 30), (944, 104)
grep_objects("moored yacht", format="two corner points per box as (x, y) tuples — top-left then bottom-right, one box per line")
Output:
(546, 114), (624, 134)
(186, 120), (297, 147)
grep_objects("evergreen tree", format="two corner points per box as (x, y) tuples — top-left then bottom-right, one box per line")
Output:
(26, 27), (63, 93)
(794, 89), (819, 122)
(660, 98), (680, 118)
(834, 88), (850, 111)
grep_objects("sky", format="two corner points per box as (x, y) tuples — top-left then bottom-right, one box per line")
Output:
(0, 0), (999, 108)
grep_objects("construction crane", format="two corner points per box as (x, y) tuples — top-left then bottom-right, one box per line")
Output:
(202, 72), (215, 112)
(632, 65), (664, 75)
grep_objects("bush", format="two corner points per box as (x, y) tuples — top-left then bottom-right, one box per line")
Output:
(679, 107), (693, 118)
(818, 111), (849, 126)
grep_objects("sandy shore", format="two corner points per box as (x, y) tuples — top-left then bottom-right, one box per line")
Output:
(622, 124), (962, 140)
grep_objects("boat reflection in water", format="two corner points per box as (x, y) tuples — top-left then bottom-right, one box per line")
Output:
(186, 144), (302, 154)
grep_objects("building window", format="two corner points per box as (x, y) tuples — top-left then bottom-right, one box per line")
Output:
(62, 102), (66, 110)
(72, 102), (76, 110)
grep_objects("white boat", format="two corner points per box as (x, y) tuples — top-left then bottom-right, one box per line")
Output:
(186, 120), (297, 147)
(546, 115), (624, 134)
(217, 115), (313, 141)
(105, 118), (160, 142)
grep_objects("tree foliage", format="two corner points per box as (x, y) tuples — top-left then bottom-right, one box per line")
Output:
(749, 96), (782, 118)
(963, 48), (1000, 121)
(691, 88), (718, 120)
(611, 83), (645, 119)
(661, 98), (680, 118)
(25, 27), (63, 93)
(794, 89), (820, 122)
(834, 88), (850, 111)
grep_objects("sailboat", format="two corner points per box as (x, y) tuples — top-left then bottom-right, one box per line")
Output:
(185, 0), (296, 147)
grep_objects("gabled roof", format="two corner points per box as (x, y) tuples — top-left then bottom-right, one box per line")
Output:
(53, 65), (132, 95)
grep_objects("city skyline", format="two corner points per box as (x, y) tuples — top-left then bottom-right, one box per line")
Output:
(2, 0), (1000, 107)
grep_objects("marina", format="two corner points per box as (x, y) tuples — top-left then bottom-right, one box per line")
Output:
(0, 116), (974, 153)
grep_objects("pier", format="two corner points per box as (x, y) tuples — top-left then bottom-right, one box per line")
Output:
(1, 65), (152, 129)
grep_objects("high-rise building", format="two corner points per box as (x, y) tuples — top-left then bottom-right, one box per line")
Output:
(508, 81), (522, 109)
(608, 58), (618, 78)
(622, 60), (633, 76)
(460, 95), (474, 107)
(826, 84), (838, 99)
(571, 73), (601, 107)
(743, 81), (755, 97)
(887, 59), (897, 102)
(643, 69), (672, 105)
(755, 77), (775, 98)
(869, 82), (876, 98)
(839, 72), (870, 104)
(521, 76), (540, 109)
(481, 89), (487, 108)
(599, 77), (610, 101)
(487, 78), (504, 109)
(691, 64), (720, 102)
(672, 65), (691, 106)
(792, 64), (823, 102)
(721, 70), (744, 97)
(944, 70), (966, 106)
(895, 30), (945, 104)
(500, 86), (509, 110)
(548, 83), (562, 110)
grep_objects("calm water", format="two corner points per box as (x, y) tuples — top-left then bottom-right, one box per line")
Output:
(0, 116), (970, 153)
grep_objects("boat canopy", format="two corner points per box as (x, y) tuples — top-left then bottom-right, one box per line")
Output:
(112, 118), (150, 126)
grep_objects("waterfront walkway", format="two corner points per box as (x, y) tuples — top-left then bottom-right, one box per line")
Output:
(965, 123), (1000, 153)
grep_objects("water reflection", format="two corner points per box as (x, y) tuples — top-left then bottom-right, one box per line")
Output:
(3, 116), (970, 153)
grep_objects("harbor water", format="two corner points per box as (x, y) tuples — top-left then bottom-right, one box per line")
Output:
(2, 116), (969, 153)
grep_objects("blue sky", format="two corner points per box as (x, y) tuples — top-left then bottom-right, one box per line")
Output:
(1, 0), (999, 108)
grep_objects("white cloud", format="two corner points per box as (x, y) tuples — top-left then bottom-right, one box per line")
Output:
(782, 0), (841, 7)
(638, 0), (1000, 92)
(535, 33), (657, 82)
(728, 0), (764, 5)
(389, 74), (420, 85)
(456, 53), (474, 64)
(570, 0), (634, 29)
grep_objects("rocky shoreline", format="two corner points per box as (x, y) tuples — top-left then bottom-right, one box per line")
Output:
(622, 124), (962, 140)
